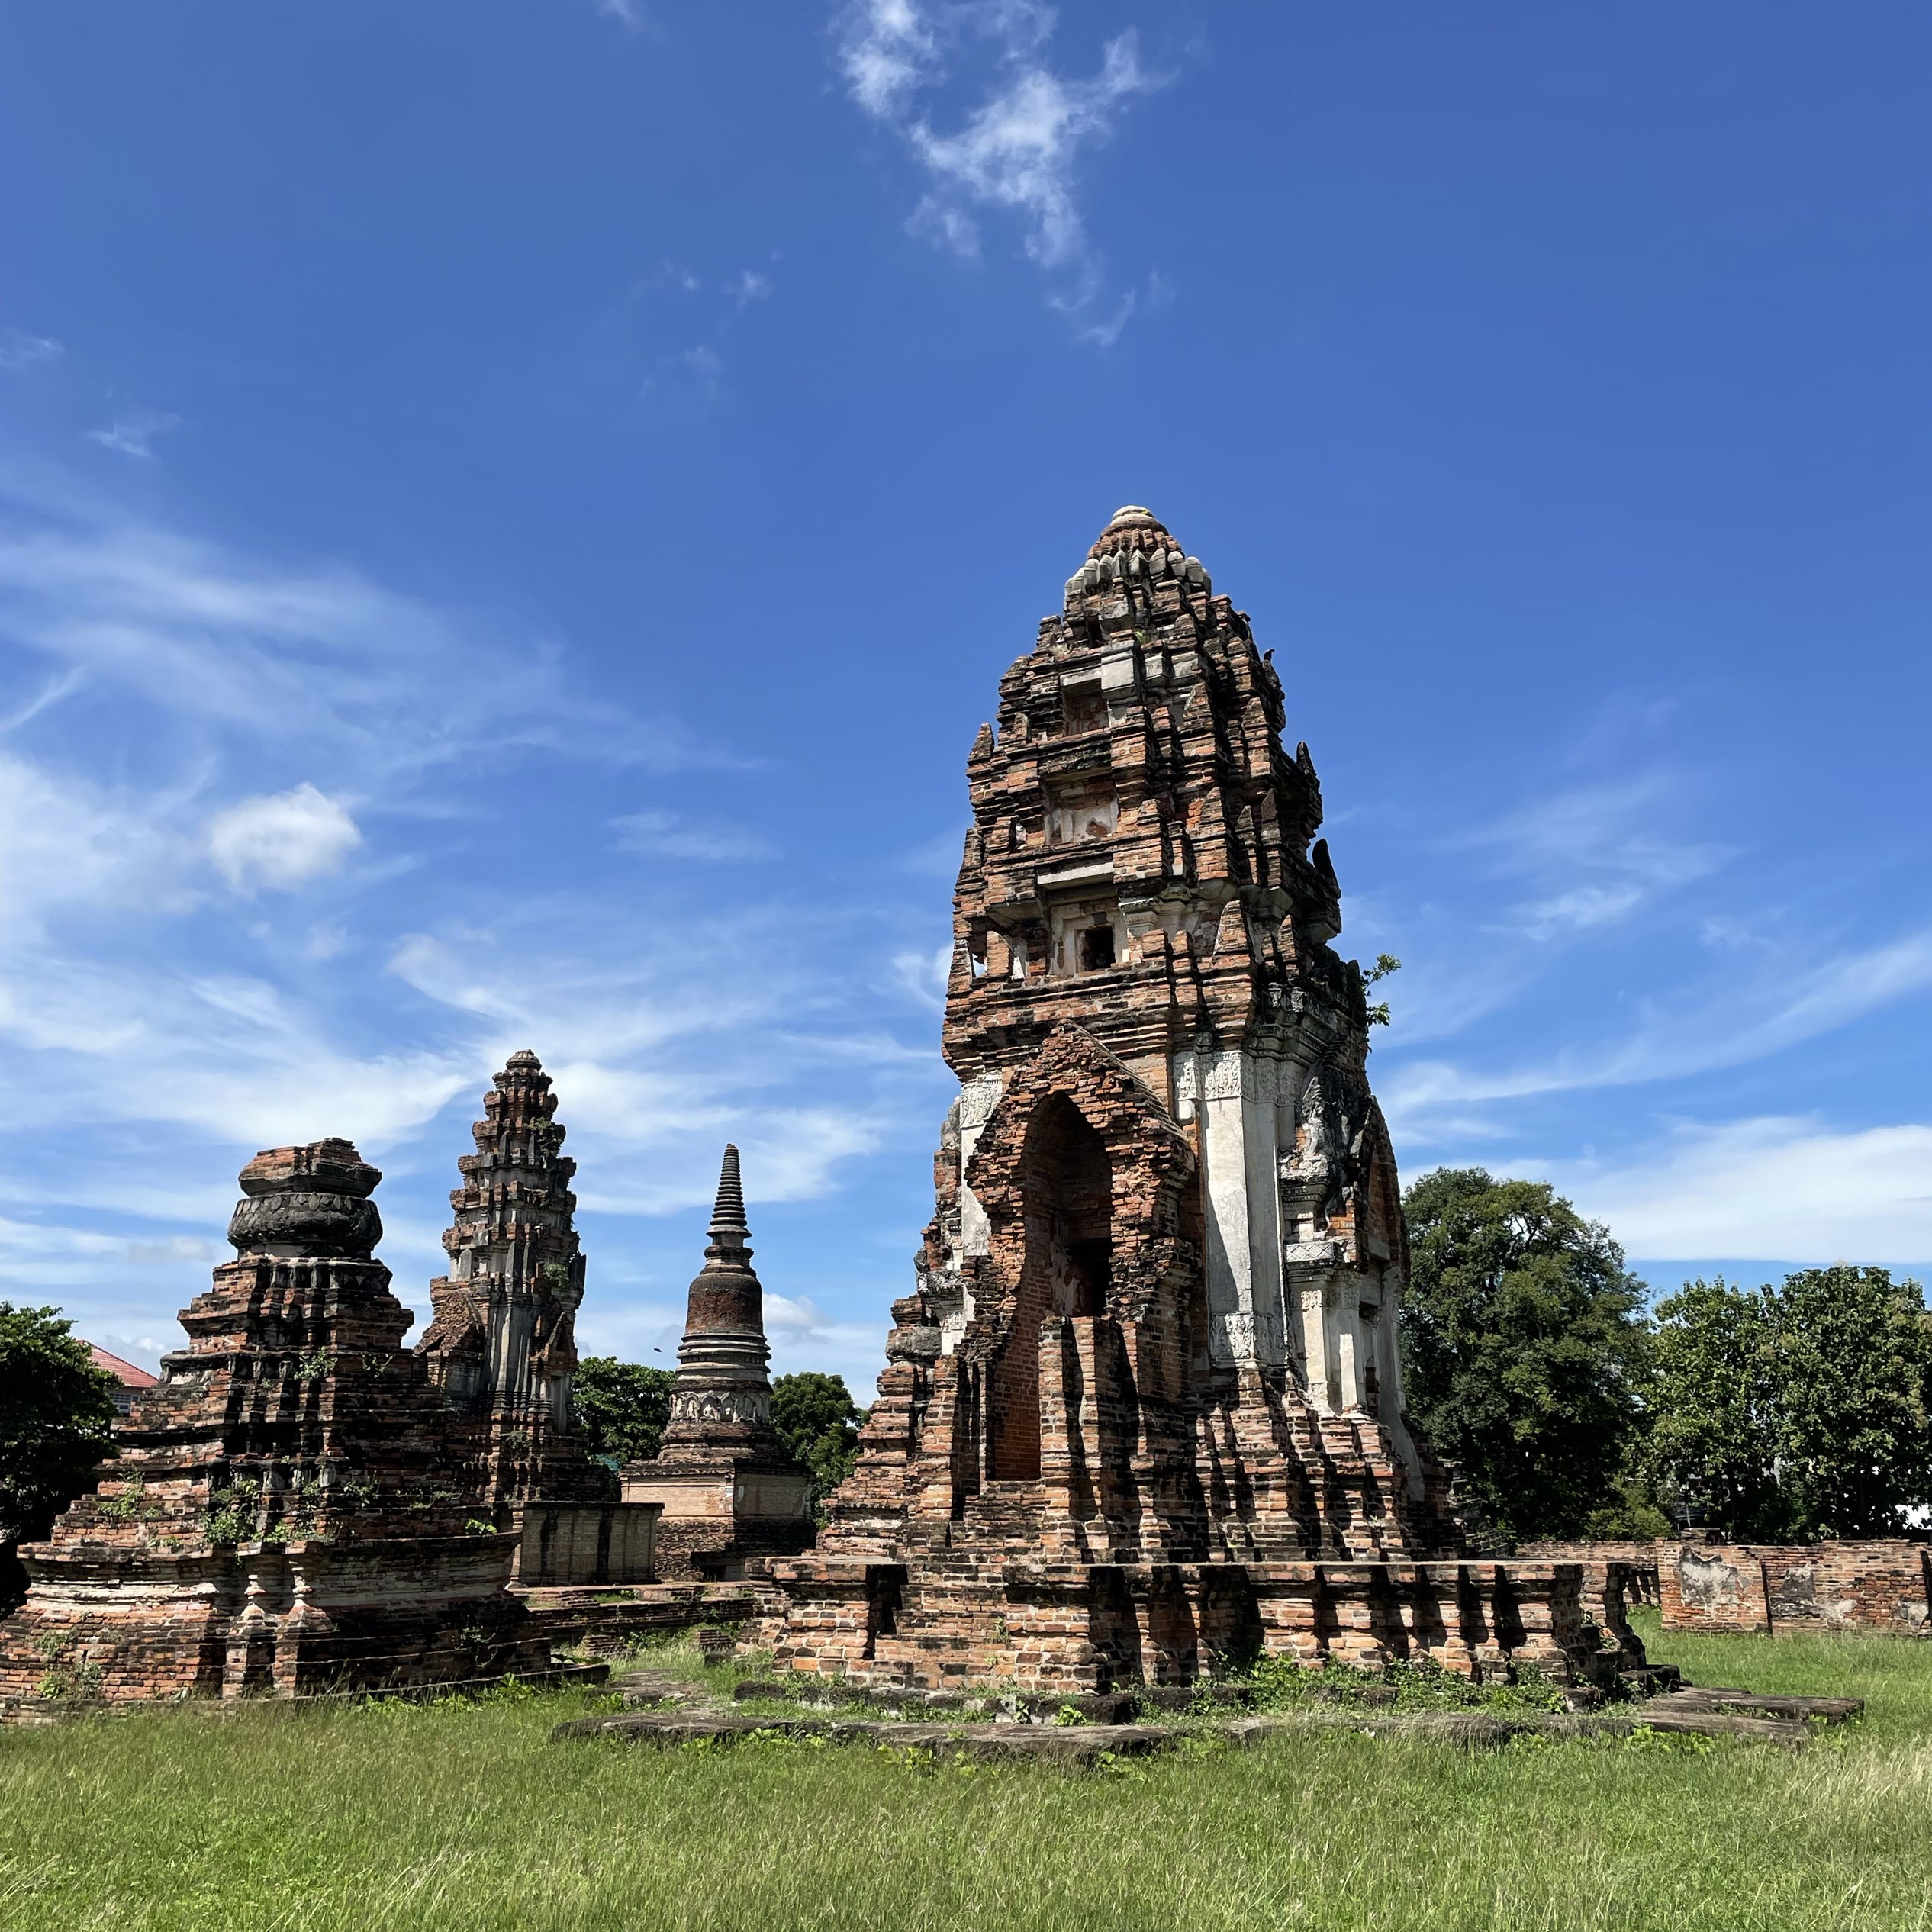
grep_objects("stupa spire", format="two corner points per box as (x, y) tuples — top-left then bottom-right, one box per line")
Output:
(707, 1144), (750, 1251)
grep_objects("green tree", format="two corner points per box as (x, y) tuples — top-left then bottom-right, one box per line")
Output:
(1399, 1169), (1655, 1544)
(1650, 1267), (1932, 1539)
(574, 1357), (675, 1465)
(771, 1372), (868, 1507)
(1645, 1278), (1782, 1538)
(1, 1304), (120, 1608)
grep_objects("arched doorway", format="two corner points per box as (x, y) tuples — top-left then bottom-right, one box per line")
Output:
(988, 1095), (1113, 1480)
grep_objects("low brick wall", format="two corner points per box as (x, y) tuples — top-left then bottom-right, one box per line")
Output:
(1516, 1541), (1663, 1607)
(514, 1580), (767, 1654)
(1660, 1541), (1932, 1637)
(510, 1503), (662, 1587)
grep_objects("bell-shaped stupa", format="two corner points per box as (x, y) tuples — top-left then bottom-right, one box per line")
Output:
(620, 1147), (813, 1579)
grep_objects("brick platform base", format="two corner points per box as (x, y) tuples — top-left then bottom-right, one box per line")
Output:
(765, 1553), (1645, 1692)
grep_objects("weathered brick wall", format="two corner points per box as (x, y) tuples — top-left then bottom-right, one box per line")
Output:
(1760, 1543), (1931, 1633)
(767, 1554), (1644, 1692)
(514, 1580), (765, 1653)
(511, 1502), (661, 1586)
(1657, 1541), (1932, 1636)
(1660, 1544), (1772, 1633)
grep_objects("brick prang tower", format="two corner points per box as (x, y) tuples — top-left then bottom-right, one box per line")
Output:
(0, 1140), (549, 1708)
(417, 1050), (601, 1508)
(764, 506), (1649, 1693)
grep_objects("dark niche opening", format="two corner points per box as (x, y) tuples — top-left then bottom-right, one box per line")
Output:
(1077, 925), (1116, 973)
(990, 1095), (1113, 1482)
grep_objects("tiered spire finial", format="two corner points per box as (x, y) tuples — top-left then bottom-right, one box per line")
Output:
(707, 1144), (750, 1253)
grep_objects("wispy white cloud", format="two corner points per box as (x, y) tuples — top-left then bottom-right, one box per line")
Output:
(0, 461), (947, 1393)
(836, 0), (1169, 340)
(0, 330), (63, 372)
(889, 940), (952, 1011)
(0, 750), (200, 933)
(634, 263), (778, 414)
(1383, 926), (1932, 1140)
(0, 474), (669, 775)
(1545, 1117), (1932, 1263)
(613, 809), (776, 862)
(1449, 775), (1733, 941)
(85, 406), (182, 460)
(208, 783), (362, 892)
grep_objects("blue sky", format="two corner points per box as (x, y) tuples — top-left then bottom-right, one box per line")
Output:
(2, 3), (1928, 1388)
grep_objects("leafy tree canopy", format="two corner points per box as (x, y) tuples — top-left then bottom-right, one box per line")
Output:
(575, 1356), (675, 1466)
(1399, 1169), (1655, 1544)
(1650, 1267), (1932, 1540)
(771, 1372), (868, 1505)
(1, 1304), (120, 1605)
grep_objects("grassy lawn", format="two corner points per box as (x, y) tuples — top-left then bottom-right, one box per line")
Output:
(5, 1612), (1932, 1932)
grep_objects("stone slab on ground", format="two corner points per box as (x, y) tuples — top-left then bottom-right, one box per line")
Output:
(1653, 1686), (1863, 1723)
(551, 1709), (1175, 1766)
(552, 1682), (1852, 1760)
(729, 1678), (1145, 1723)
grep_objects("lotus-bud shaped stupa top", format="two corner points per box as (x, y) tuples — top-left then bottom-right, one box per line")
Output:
(227, 1138), (382, 1260)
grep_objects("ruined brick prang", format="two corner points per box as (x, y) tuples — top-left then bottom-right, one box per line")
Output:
(0, 1140), (550, 1708)
(769, 506), (1646, 1691)
(416, 1051), (601, 1508)
(620, 1148), (813, 1580)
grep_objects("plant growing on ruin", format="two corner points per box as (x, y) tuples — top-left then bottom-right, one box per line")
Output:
(1357, 952), (1401, 1028)
(203, 1476), (261, 1546)
(95, 1474), (160, 1525)
(338, 1474), (379, 1511)
(295, 1350), (336, 1384)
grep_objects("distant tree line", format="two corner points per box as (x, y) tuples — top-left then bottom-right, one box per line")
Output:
(1401, 1167), (1932, 1546)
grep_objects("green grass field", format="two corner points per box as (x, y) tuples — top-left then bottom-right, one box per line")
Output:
(5, 1612), (1932, 1932)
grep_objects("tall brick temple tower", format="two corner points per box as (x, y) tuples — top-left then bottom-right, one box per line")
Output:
(621, 1148), (813, 1578)
(765, 506), (1645, 1692)
(0, 1141), (549, 1708)
(417, 1051), (600, 1509)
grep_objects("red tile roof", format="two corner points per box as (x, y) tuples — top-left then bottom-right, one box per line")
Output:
(85, 1343), (158, 1389)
